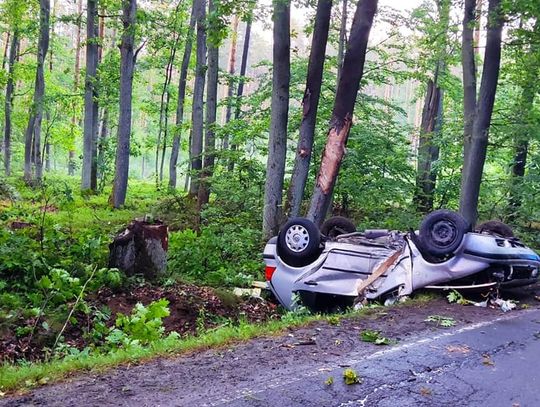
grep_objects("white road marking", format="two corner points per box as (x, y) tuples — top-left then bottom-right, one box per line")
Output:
(203, 309), (538, 406)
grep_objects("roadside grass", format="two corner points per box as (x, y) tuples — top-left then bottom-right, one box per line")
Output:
(0, 300), (422, 395)
(0, 314), (324, 394)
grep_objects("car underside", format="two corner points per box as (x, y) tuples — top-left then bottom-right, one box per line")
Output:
(263, 210), (540, 311)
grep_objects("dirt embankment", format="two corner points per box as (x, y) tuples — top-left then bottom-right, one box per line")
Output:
(0, 282), (280, 363)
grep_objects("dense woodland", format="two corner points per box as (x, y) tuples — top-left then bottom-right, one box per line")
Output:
(0, 0), (539, 381)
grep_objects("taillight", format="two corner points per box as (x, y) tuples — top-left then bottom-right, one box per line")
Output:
(265, 265), (276, 281)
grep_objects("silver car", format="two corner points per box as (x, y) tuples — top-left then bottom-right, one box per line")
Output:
(263, 210), (540, 311)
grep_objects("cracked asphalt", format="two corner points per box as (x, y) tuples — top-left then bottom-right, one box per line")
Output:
(3, 299), (540, 406)
(213, 309), (540, 407)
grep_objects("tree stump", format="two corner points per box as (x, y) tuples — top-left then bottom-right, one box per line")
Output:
(109, 218), (168, 280)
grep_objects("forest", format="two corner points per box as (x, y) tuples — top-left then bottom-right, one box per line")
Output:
(0, 0), (539, 391)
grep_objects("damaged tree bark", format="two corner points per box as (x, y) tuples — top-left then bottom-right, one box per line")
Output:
(109, 219), (168, 280)
(306, 0), (378, 226)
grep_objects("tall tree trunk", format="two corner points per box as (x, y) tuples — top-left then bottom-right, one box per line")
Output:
(24, 0), (50, 184)
(169, 0), (197, 189)
(507, 19), (539, 220)
(461, 0), (478, 175)
(2, 32), (10, 71)
(414, 77), (442, 213)
(228, 17), (253, 172)
(3, 31), (18, 176)
(111, 0), (137, 208)
(69, 0), (83, 176)
(198, 0), (218, 208)
(44, 0), (60, 173)
(473, 0), (482, 56)
(414, 0), (450, 213)
(82, 0), (99, 191)
(286, 0), (332, 218)
(189, 0), (207, 197)
(97, 108), (109, 187)
(459, 0), (503, 226)
(307, 0), (378, 226)
(262, 0), (291, 240)
(336, 0), (348, 85)
(156, 6), (180, 186)
(96, 8), (107, 184)
(222, 14), (239, 151)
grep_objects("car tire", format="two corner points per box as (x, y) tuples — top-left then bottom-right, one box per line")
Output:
(320, 216), (356, 238)
(475, 220), (514, 238)
(419, 210), (469, 257)
(277, 218), (322, 267)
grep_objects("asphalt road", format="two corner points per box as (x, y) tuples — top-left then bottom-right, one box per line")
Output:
(213, 309), (540, 407)
(4, 306), (540, 407)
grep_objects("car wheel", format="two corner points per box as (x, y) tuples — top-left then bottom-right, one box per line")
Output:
(320, 216), (356, 238)
(419, 210), (469, 257)
(475, 220), (514, 238)
(277, 218), (322, 267)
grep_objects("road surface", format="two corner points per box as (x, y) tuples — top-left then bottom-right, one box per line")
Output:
(3, 302), (540, 406)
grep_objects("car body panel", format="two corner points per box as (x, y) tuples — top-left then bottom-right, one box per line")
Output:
(264, 231), (540, 310)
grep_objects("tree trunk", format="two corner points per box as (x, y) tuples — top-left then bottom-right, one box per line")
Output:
(3, 31), (18, 176)
(306, 0), (378, 226)
(169, 0), (197, 189)
(262, 0), (291, 240)
(156, 4), (181, 186)
(198, 0), (218, 208)
(228, 17), (253, 172)
(461, 0), (478, 174)
(414, 78), (442, 213)
(82, 0), (99, 191)
(97, 108), (109, 187)
(24, 0), (50, 184)
(111, 0), (137, 208)
(96, 9), (107, 186)
(1, 32), (10, 71)
(188, 0), (207, 197)
(157, 6), (180, 185)
(459, 0), (503, 226)
(69, 0), (83, 177)
(507, 19), (539, 220)
(109, 219), (168, 280)
(414, 0), (449, 213)
(337, 0), (348, 85)
(222, 14), (239, 151)
(286, 0), (332, 218)
(473, 0), (482, 56)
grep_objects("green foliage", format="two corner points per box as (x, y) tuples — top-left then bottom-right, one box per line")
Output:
(359, 330), (394, 346)
(106, 299), (173, 348)
(446, 290), (472, 305)
(424, 315), (456, 327)
(0, 178), (20, 201)
(343, 368), (362, 385)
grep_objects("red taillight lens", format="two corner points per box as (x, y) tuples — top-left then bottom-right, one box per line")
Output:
(265, 265), (276, 281)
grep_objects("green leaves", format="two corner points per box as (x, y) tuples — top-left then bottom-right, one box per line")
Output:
(106, 299), (171, 348)
(359, 330), (394, 346)
(343, 368), (362, 385)
(424, 315), (456, 328)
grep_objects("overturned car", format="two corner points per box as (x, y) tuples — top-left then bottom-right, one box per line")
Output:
(263, 210), (540, 311)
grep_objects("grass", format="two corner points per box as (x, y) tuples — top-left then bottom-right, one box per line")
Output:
(0, 301), (417, 395)
(0, 313), (325, 394)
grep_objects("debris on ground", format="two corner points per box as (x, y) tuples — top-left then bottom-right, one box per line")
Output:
(343, 368), (362, 385)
